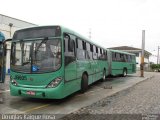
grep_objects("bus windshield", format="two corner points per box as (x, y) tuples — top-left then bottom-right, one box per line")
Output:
(11, 38), (61, 73)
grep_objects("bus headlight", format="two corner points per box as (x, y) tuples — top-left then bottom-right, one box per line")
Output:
(11, 79), (18, 86)
(46, 77), (62, 88)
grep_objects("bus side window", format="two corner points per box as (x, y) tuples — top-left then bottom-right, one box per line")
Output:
(98, 48), (102, 60)
(124, 55), (128, 62)
(105, 50), (108, 60)
(64, 33), (75, 53)
(86, 42), (90, 51)
(112, 52), (115, 61)
(86, 42), (92, 60)
(131, 55), (135, 62)
(100, 48), (102, 54)
(82, 41), (86, 50)
(120, 54), (125, 62)
(96, 47), (98, 53)
(64, 34), (69, 52)
(90, 44), (93, 52)
(128, 55), (131, 62)
(77, 38), (83, 49)
(93, 45), (97, 59)
(64, 33), (76, 66)
(100, 49), (103, 60)
(130, 55), (133, 62)
(68, 36), (75, 52)
(76, 38), (85, 60)
(116, 53), (121, 62)
(101, 49), (106, 60)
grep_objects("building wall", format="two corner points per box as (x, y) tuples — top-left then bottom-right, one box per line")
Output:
(0, 14), (38, 73)
(0, 14), (37, 39)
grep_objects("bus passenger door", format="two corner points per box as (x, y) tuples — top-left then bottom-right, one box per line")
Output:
(90, 59), (97, 83)
(64, 34), (77, 83)
(91, 45), (98, 83)
(84, 50), (92, 85)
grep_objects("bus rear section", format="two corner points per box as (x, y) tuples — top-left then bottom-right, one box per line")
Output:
(107, 49), (136, 77)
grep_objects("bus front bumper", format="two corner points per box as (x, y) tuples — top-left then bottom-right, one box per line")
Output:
(10, 84), (64, 99)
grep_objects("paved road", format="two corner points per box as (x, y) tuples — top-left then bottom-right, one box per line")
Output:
(61, 72), (160, 120)
(0, 72), (153, 119)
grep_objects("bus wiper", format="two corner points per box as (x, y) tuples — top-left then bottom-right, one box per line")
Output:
(34, 37), (49, 66)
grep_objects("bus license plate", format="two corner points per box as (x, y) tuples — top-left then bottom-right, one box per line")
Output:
(26, 91), (35, 95)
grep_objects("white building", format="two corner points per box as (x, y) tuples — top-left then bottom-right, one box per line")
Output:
(0, 14), (38, 73)
(108, 46), (152, 71)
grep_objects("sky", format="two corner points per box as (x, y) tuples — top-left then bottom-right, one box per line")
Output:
(0, 0), (160, 62)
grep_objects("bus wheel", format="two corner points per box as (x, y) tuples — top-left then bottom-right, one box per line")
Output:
(122, 69), (127, 77)
(81, 73), (88, 93)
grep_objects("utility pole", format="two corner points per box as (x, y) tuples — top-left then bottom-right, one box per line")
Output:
(140, 30), (145, 77)
(157, 46), (160, 64)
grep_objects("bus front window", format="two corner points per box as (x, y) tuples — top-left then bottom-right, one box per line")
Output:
(11, 38), (61, 73)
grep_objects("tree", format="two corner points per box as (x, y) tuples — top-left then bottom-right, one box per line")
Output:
(150, 64), (160, 72)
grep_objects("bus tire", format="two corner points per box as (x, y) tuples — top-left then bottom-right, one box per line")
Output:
(122, 68), (127, 77)
(81, 73), (88, 93)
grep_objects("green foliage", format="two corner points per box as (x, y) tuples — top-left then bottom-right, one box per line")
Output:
(150, 64), (160, 70)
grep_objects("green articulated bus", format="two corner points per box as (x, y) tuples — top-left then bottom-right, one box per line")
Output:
(107, 49), (136, 77)
(10, 26), (109, 99)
